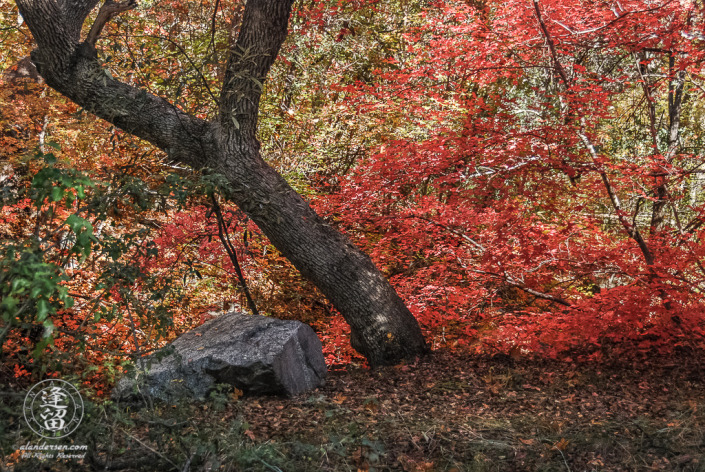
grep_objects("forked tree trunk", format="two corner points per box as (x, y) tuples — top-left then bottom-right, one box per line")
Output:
(14, 0), (428, 366)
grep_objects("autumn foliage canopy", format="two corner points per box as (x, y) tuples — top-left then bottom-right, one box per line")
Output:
(1, 0), (705, 390)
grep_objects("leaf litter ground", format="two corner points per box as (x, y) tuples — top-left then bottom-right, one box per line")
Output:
(3, 350), (705, 471)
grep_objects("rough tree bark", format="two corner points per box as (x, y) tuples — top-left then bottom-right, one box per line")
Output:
(14, 0), (428, 366)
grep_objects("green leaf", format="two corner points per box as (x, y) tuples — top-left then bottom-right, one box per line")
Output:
(1, 297), (18, 318)
(36, 299), (50, 321)
(65, 214), (92, 234)
(51, 182), (65, 200)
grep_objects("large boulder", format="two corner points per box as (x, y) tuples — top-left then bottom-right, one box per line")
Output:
(113, 312), (327, 402)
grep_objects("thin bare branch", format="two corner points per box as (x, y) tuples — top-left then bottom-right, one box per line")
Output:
(469, 268), (572, 307)
(578, 130), (655, 265)
(532, 0), (570, 85)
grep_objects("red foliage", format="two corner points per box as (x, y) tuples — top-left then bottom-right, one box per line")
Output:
(312, 0), (705, 360)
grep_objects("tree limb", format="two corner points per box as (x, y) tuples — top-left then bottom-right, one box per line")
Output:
(85, 0), (137, 47)
(219, 0), (295, 137)
(578, 130), (655, 265)
(65, 0), (103, 41)
(532, 0), (570, 86)
(16, 0), (215, 169)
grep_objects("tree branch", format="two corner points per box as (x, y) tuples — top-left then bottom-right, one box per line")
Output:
(210, 194), (259, 316)
(408, 215), (486, 252)
(15, 0), (216, 170)
(578, 129), (655, 265)
(219, 0), (295, 137)
(469, 268), (572, 307)
(532, 0), (570, 86)
(428, 217), (571, 307)
(85, 0), (137, 47)
(532, 0), (656, 267)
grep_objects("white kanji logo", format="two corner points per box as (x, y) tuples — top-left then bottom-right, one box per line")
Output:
(24, 380), (84, 439)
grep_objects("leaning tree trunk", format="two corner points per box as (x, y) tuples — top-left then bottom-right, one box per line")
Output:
(15, 0), (428, 366)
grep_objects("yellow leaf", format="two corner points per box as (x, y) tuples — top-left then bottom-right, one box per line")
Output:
(554, 438), (570, 451)
(231, 387), (243, 401)
(333, 394), (347, 404)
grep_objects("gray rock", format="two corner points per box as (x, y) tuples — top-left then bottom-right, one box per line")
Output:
(113, 312), (327, 402)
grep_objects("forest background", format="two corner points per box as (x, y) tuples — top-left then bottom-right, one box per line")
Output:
(1, 0), (705, 470)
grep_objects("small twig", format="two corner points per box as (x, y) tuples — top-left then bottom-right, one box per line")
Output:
(208, 0), (221, 56)
(180, 452), (194, 472)
(125, 303), (146, 373)
(553, 445), (572, 472)
(131, 33), (219, 106)
(120, 429), (180, 471)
